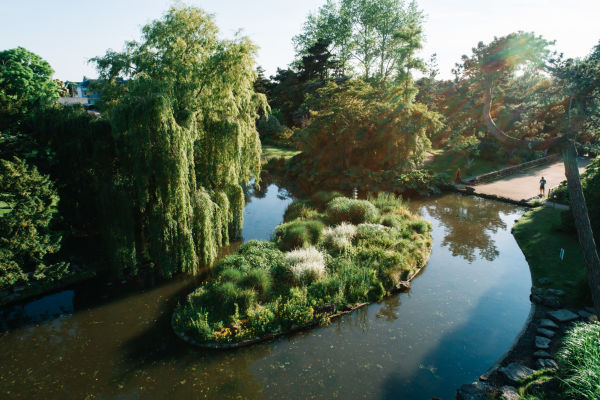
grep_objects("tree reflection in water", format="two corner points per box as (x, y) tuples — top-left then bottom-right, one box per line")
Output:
(422, 195), (517, 263)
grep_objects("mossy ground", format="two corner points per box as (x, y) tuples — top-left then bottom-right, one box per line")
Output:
(173, 192), (432, 345)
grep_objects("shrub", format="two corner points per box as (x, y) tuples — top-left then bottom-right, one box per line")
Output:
(284, 200), (312, 221)
(246, 303), (277, 336)
(285, 246), (326, 283)
(274, 220), (325, 251)
(173, 302), (214, 341)
(326, 197), (379, 225)
(238, 240), (285, 270)
(277, 287), (314, 327)
(557, 321), (600, 399)
(310, 191), (343, 209)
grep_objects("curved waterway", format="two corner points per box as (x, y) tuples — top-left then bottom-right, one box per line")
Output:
(0, 186), (531, 400)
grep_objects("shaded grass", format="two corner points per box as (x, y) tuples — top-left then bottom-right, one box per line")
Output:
(512, 206), (590, 307)
(261, 145), (300, 161)
(426, 149), (511, 178)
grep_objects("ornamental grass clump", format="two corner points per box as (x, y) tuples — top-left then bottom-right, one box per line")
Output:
(326, 197), (379, 225)
(274, 220), (325, 251)
(321, 223), (357, 253)
(557, 321), (600, 399)
(285, 246), (326, 283)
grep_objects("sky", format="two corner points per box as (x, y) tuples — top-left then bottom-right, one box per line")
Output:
(1, 0), (599, 81)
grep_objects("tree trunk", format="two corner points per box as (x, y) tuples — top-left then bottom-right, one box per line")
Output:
(562, 141), (600, 313)
(483, 87), (600, 315)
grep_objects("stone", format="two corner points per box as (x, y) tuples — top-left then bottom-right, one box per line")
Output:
(539, 319), (558, 329)
(538, 277), (551, 285)
(541, 296), (561, 308)
(533, 350), (552, 358)
(548, 309), (579, 323)
(456, 382), (495, 400)
(531, 286), (543, 296)
(499, 385), (520, 400)
(535, 336), (551, 349)
(578, 310), (593, 319)
(456, 384), (488, 400)
(536, 358), (559, 370)
(545, 288), (565, 297)
(395, 281), (411, 292)
(531, 294), (543, 304)
(536, 328), (555, 338)
(584, 306), (596, 314)
(500, 363), (535, 384)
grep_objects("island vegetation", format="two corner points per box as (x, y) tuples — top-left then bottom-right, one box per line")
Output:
(173, 192), (431, 345)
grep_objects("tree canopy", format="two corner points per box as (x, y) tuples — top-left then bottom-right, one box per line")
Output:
(0, 47), (58, 132)
(91, 6), (266, 276)
(293, 0), (424, 81)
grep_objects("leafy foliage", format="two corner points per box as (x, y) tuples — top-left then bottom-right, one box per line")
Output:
(0, 47), (59, 132)
(0, 158), (68, 290)
(293, 0), (425, 81)
(90, 6), (266, 276)
(289, 79), (441, 190)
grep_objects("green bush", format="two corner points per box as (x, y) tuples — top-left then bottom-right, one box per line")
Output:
(274, 220), (325, 251)
(326, 197), (379, 225)
(283, 200), (321, 222)
(557, 321), (600, 399)
(310, 191), (343, 209)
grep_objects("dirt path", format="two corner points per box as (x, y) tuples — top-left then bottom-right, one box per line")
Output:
(472, 158), (591, 201)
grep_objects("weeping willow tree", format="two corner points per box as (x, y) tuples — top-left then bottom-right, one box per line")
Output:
(92, 6), (265, 277)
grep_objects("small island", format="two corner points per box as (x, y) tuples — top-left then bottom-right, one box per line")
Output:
(172, 192), (432, 347)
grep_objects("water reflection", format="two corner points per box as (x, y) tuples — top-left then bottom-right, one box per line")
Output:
(0, 192), (531, 400)
(419, 195), (516, 263)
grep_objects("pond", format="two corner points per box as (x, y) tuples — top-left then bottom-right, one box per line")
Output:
(0, 185), (531, 399)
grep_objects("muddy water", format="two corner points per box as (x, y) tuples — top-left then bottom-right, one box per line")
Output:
(0, 189), (531, 400)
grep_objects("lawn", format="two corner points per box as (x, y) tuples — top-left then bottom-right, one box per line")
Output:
(261, 145), (300, 161)
(426, 149), (511, 178)
(512, 206), (590, 307)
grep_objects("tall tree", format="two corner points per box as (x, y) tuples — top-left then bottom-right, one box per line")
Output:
(293, 0), (424, 81)
(0, 47), (58, 132)
(91, 6), (266, 277)
(476, 33), (600, 315)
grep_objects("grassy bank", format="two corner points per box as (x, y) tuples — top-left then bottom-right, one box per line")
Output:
(511, 206), (599, 399)
(512, 206), (589, 307)
(173, 192), (432, 346)
(261, 145), (300, 162)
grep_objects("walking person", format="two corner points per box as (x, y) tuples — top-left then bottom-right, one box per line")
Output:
(539, 176), (547, 197)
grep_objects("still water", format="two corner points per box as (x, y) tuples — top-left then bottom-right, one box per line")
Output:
(0, 186), (531, 400)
